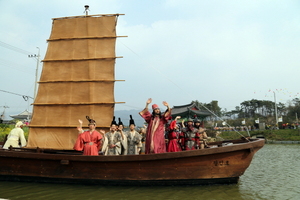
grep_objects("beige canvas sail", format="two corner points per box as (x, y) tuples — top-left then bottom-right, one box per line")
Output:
(27, 14), (124, 149)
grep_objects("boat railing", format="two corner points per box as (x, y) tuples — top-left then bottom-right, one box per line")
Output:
(0, 146), (82, 155)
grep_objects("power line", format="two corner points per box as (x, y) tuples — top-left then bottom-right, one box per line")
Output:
(0, 89), (33, 100)
(0, 40), (34, 55)
(0, 59), (35, 75)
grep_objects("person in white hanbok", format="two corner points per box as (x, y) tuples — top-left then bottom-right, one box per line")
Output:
(125, 115), (142, 155)
(3, 121), (27, 149)
(102, 117), (122, 155)
(117, 117), (128, 155)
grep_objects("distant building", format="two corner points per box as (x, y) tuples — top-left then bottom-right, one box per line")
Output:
(10, 110), (32, 121)
(171, 102), (212, 120)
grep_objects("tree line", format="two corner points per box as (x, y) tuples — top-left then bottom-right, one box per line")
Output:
(193, 98), (300, 127)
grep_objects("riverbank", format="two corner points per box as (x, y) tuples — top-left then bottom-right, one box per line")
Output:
(266, 140), (300, 144)
(217, 128), (300, 141)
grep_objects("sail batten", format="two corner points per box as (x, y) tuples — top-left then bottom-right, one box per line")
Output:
(27, 14), (123, 150)
(52, 13), (124, 20)
(42, 56), (123, 62)
(38, 80), (125, 83)
(32, 102), (125, 105)
(47, 36), (127, 41)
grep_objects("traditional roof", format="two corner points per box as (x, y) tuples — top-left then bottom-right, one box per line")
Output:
(171, 102), (211, 119)
(10, 110), (32, 120)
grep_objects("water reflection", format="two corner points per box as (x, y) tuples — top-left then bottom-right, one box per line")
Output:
(0, 144), (299, 200)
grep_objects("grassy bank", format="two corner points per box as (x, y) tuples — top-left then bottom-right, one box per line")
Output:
(218, 129), (300, 141)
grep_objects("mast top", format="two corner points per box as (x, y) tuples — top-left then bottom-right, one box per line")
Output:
(84, 5), (89, 15)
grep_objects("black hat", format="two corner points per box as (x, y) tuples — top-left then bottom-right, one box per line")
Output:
(111, 116), (117, 126)
(86, 116), (96, 124)
(118, 117), (124, 126)
(194, 117), (201, 123)
(129, 115), (135, 126)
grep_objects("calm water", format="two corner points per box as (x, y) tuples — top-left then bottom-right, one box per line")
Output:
(0, 144), (299, 200)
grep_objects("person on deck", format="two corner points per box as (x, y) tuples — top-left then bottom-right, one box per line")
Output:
(125, 115), (142, 155)
(73, 116), (104, 156)
(138, 125), (147, 154)
(117, 117), (127, 155)
(102, 117), (122, 155)
(3, 121), (27, 149)
(182, 118), (200, 150)
(139, 98), (171, 154)
(167, 116), (182, 152)
(194, 118), (208, 149)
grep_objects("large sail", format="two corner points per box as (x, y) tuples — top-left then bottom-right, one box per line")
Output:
(27, 14), (124, 149)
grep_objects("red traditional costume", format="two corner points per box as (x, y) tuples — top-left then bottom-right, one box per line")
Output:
(74, 130), (103, 155)
(167, 120), (181, 152)
(140, 104), (171, 154)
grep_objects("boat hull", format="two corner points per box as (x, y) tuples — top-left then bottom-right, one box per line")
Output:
(0, 139), (264, 185)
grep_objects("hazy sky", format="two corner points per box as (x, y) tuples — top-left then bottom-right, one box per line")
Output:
(1, 0), (300, 119)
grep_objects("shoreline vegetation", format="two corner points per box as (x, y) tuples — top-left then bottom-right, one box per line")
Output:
(215, 128), (300, 142)
(1, 124), (300, 145)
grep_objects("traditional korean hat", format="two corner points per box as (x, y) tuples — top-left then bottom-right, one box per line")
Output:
(129, 115), (135, 126)
(118, 117), (124, 126)
(111, 116), (117, 126)
(15, 121), (24, 128)
(86, 116), (96, 125)
(152, 104), (159, 110)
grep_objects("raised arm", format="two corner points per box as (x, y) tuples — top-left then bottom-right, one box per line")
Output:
(77, 119), (84, 134)
(162, 101), (171, 117)
(139, 98), (152, 116)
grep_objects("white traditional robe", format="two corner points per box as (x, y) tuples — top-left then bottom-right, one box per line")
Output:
(102, 131), (122, 155)
(3, 127), (27, 149)
(125, 130), (142, 155)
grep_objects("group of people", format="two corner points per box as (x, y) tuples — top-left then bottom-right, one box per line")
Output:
(74, 98), (208, 156)
(73, 115), (145, 156)
(1, 98), (208, 156)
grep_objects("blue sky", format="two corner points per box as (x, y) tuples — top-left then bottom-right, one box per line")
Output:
(1, 0), (300, 119)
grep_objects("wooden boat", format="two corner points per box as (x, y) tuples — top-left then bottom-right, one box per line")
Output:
(0, 138), (264, 185)
(0, 10), (265, 185)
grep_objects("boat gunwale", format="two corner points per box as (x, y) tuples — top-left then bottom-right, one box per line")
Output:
(0, 138), (265, 162)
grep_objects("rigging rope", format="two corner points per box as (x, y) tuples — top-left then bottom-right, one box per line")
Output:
(118, 40), (248, 140)
(0, 40), (34, 55)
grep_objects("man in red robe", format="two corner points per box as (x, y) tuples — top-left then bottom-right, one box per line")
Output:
(139, 98), (171, 154)
(73, 116), (104, 155)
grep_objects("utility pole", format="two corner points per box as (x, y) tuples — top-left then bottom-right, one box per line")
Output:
(28, 47), (40, 100)
(273, 91), (278, 127)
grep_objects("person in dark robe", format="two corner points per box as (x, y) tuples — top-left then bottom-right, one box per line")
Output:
(139, 98), (171, 154)
(73, 116), (104, 156)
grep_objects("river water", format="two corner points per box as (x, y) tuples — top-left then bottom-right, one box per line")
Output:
(0, 144), (299, 200)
